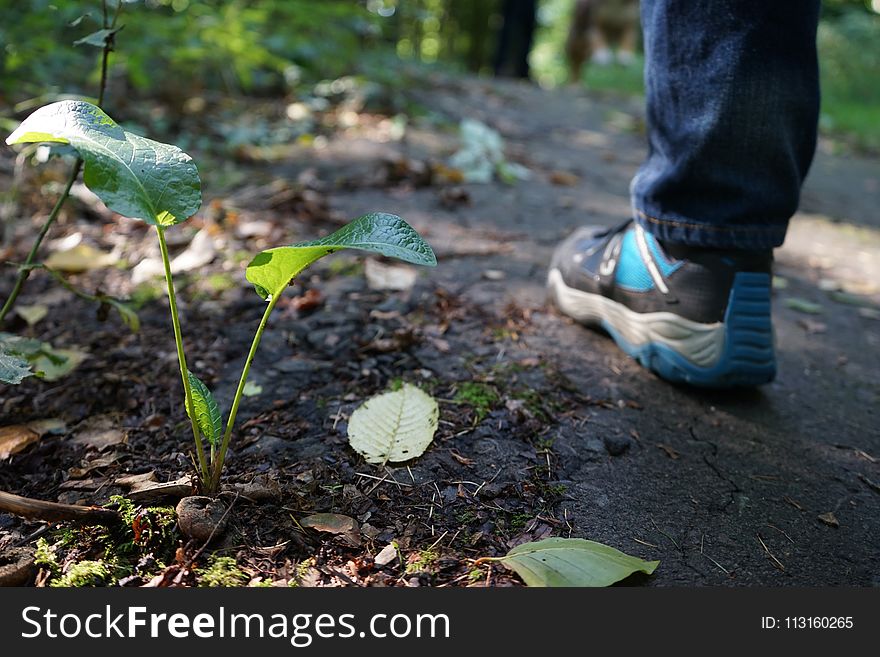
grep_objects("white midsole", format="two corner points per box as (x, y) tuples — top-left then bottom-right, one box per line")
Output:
(547, 268), (725, 367)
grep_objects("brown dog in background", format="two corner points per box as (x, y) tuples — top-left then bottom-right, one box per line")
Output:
(565, 0), (640, 83)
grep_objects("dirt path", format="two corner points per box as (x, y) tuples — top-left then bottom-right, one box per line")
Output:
(1, 75), (877, 586)
(312, 77), (880, 585)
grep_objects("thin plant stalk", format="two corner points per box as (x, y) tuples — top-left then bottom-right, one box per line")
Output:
(0, 160), (82, 322)
(209, 294), (280, 493)
(156, 225), (210, 486)
(0, 3), (118, 322)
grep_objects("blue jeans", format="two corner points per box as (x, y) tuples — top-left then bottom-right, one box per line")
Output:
(631, 0), (821, 250)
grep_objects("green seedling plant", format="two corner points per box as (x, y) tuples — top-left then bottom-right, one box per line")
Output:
(5, 100), (437, 496)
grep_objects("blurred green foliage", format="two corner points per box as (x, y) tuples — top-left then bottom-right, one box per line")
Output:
(0, 0), (386, 102)
(530, 0), (880, 150)
(817, 6), (880, 149)
(1, 0), (877, 149)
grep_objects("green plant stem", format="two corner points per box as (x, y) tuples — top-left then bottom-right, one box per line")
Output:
(13, 262), (101, 304)
(0, 159), (82, 323)
(210, 294), (280, 493)
(156, 225), (209, 487)
(0, 6), (118, 324)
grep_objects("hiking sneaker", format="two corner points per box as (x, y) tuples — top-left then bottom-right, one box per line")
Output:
(547, 221), (776, 387)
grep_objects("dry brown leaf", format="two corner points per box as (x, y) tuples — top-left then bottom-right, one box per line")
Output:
(0, 419), (66, 460)
(548, 170), (580, 186)
(291, 288), (323, 312)
(817, 512), (839, 528)
(657, 443), (680, 460)
(126, 476), (193, 502)
(115, 472), (158, 487)
(71, 416), (127, 450)
(0, 425), (39, 460)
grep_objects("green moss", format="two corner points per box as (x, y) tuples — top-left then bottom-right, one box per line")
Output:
(508, 512), (532, 531)
(34, 537), (61, 573)
(198, 555), (248, 587)
(288, 557), (317, 587)
(405, 548), (439, 575)
(389, 376), (404, 391)
(454, 382), (499, 422)
(109, 495), (177, 551)
(51, 560), (112, 587)
(455, 509), (477, 526)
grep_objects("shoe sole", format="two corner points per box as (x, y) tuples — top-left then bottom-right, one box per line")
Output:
(547, 268), (776, 387)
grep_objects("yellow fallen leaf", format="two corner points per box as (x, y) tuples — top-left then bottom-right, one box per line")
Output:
(45, 244), (117, 273)
(15, 304), (48, 326)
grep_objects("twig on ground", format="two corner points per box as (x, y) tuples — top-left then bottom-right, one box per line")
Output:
(0, 490), (119, 526)
(756, 533), (785, 572)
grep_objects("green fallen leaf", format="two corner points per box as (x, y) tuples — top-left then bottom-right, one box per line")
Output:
(246, 212), (436, 300)
(32, 347), (88, 382)
(347, 383), (439, 465)
(783, 297), (823, 315)
(242, 381), (262, 397)
(0, 348), (33, 385)
(497, 537), (659, 587)
(186, 371), (223, 448)
(0, 333), (87, 383)
(6, 100), (201, 226)
(300, 513), (358, 535)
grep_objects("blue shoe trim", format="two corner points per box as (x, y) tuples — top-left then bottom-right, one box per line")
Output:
(602, 272), (776, 387)
(643, 231), (684, 278)
(615, 230), (655, 292)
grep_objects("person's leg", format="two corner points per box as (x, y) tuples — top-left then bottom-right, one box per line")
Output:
(633, 0), (821, 249)
(549, 0), (821, 386)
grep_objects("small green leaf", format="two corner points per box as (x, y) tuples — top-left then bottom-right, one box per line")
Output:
(242, 381), (262, 397)
(246, 212), (436, 299)
(104, 298), (141, 333)
(6, 100), (201, 226)
(783, 297), (824, 315)
(499, 537), (659, 587)
(73, 27), (122, 48)
(186, 371), (223, 448)
(0, 348), (33, 385)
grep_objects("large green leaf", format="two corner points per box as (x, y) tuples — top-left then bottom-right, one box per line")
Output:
(186, 371), (223, 448)
(5, 100), (201, 226)
(499, 537), (659, 587)
(245, 212), (436, 299)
